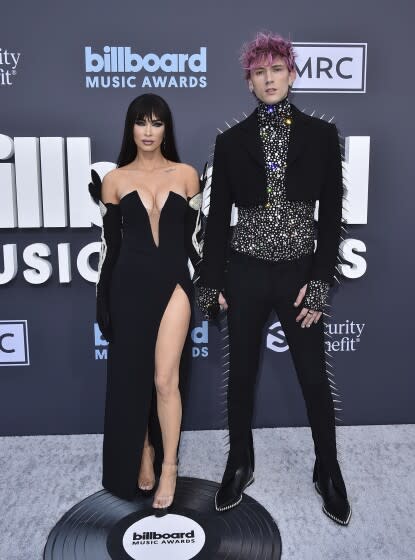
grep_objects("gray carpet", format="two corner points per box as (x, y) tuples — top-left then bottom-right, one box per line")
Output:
(1, 425), (414, 559)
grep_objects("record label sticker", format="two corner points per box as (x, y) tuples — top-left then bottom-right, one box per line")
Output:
(122, 513), (206, 560)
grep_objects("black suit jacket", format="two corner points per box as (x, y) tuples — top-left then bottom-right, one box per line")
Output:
(200, 104), (343, 288)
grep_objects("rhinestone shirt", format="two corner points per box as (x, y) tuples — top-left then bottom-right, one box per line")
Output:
(231, 98), (316, 261)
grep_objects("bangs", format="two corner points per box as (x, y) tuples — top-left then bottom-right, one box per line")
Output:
(250, 52), (276, 70)
(131, 95), (169, 123)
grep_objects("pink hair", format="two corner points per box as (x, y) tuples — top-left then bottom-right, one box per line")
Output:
(240, 31), (296, 79)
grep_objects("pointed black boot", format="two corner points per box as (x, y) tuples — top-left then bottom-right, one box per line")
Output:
(215, 445), (254, 512)
(313, 460), (351, 525)
(215, 463), (254, 512)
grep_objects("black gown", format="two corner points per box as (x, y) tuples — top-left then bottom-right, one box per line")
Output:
(102, 189), (193, 500)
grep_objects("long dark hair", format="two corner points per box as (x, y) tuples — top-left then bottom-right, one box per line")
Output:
(117, 93), (180, 167)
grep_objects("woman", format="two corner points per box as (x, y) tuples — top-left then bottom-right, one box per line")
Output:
(89, 93), (201, 509)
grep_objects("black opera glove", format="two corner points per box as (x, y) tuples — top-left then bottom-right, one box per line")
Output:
(185, 191), (204, 282)
(96, 203), (122, 342)
(303, 280), (330, 312)
(196, 286), (221, 320)
(88, 170), (122, 342)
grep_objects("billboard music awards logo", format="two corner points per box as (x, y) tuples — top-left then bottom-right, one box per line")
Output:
(292, 43), (367, 93)
(266, 319), (366, 354)
(122, 514), (205, 560)
(84, 46), (207, 89)
(0, 133), (116, 286)
(0, 320), (30, 366)
(190, 320), (209, 358)
(0, 129), (369, 286)
(94, 320), (209, 360)
(0, 48), (21, 86)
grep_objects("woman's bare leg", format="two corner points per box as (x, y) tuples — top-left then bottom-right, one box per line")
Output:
(137, 429), (155, 491)
(153, 285), (191, 508)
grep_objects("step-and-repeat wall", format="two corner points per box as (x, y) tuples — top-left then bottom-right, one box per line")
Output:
(1, 0), (413, 435)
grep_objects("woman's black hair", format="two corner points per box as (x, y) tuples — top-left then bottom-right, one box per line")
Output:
(116, 93), (180, 167)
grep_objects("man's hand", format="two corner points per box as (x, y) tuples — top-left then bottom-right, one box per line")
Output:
(294, 284), (322, 328)
(219, 292), (228, 311)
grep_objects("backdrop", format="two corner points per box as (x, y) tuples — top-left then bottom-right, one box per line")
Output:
(1, 0), (413, 435)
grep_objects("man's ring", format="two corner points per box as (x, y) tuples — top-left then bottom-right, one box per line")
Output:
(307, 310), (314, 314)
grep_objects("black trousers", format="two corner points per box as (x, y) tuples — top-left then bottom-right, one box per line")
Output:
(224, 251), (346, 496)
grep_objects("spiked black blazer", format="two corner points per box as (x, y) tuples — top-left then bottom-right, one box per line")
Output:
(200, 104), (343, 289)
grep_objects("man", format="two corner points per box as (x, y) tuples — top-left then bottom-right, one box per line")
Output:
(198, 32), (351, 525)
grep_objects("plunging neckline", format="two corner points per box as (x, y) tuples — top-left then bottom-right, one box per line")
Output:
(120, 189), (186, 249)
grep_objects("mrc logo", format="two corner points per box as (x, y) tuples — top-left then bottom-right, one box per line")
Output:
(292, 43), (367, 93)
(0, 320), (30, 366)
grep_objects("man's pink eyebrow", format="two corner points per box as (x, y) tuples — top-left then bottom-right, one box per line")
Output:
(254, 64), (284, 70)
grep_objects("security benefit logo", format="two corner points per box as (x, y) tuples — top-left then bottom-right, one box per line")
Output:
(293, 43), (367, 93)
(0, 320), (30, 366)
(94, 321), (209, 360)
(122, 514), (205, 560)
(85, 46), (207, 89)
(0, 48), (21, 86)
(325, 320), (365, 352)
(266, 319), (365, 354)
(266, 321), (289, 353)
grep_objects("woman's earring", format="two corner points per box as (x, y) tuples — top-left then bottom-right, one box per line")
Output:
(162, 137), (166, 150)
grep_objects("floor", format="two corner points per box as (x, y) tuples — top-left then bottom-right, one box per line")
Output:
(1, 425), (414, 559)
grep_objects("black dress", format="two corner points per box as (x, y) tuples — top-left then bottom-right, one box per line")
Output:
(102, 189), (194, 500)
